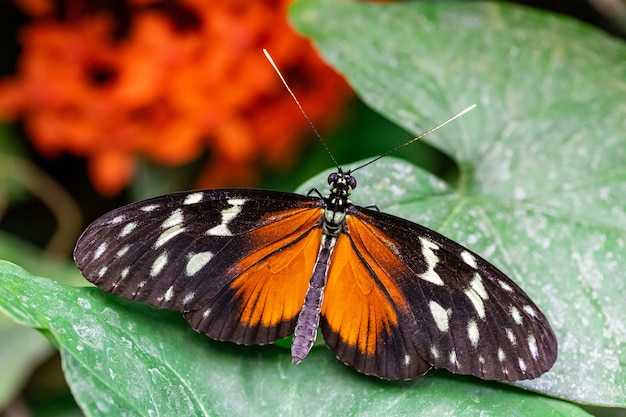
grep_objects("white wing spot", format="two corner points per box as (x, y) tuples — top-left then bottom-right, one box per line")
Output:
(505, 328), (517, 345)
(497, 348), (506, 362)
(155, 225), (185, 248)
(430, 346), (440, 360)
(93, 242), (107, 260)
(121, 267), (130, 279)
(464, 288), (486, 319)
(202, 308), (211, 318)
(467, 320), (480, 347)
(528, 335), (539, 359)
(449, 350), (458, 367)
(137, 280), (146, 289)
(182, 292), (195, 305)
(418, 237), (444, 286)
(98, 266), (108, 278)
(184, 192), (203, 205)
(150, 252), (168, 276)
(186, 251), (214, 276)
(518, 358), (527, 373)
(510, 305), (523, 325)
(206, 198), (246, 236)
(162, 208), (184, 229)
(116, 245), (130, 258)
(460, 250), (478, 269)
(470, 274), (489, 300)
(119, 222), (138, 237)
(404, 355), (411, 366)
(207, 223), (230, 236)
(164, 285), (174, 302)
(478, 356), (485, 364)
(428, 300), (450, 332)
(110, 215), (125, 225)
(523, 305), (537, 317)
(498, 279), (514, 292)
(140, 204), (160, 212)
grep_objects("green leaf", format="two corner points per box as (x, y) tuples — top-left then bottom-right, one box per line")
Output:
(0, 232), (84, 410)
(0, 315), (52, 410)
(0, 261), (591, 416)
(291, 0), (626, 408)
(0, 231), (86, 286)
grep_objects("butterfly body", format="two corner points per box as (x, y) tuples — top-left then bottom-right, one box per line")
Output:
(74, 167), (557, 381)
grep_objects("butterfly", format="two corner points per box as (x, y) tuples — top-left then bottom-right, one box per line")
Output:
(73, 52), (557, 382)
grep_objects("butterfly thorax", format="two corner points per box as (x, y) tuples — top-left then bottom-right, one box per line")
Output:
(322, 170), (356, 236)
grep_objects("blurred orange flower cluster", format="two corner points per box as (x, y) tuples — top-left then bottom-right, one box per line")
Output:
(0, 0), (351, 195)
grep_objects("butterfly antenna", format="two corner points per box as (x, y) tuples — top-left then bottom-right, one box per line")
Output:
(350, 104), (477, 173)
(263, 49), (340, 169)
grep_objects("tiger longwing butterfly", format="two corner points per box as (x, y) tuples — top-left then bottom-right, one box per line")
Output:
(73, 51), (557, 381)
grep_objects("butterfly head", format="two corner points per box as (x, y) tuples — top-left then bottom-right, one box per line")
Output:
(322, 169), (357, 235)
(327, 169), (357, 199)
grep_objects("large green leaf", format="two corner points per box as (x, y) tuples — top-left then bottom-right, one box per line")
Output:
(291, 0), (626, 408)
(0, 315), (52, 410)
(0, 232), (85, 411)
(0, 260), (591, 416)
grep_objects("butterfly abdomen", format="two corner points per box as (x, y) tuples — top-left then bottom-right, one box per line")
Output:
(291, 233), (338, 363)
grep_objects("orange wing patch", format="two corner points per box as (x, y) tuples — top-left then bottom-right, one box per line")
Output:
(322, 215), (410, 356)
(229, 207), (323, 328)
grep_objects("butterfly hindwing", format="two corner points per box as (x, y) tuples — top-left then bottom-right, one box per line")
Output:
(321, 229), (431, 380)
(320, 205), (557, 381)
(74, 189), (324, 345)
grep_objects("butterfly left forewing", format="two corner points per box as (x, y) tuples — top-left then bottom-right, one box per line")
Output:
(74, 189), (324, 345)
(321, 205), (557, 381)
(186, 213), (324, 344)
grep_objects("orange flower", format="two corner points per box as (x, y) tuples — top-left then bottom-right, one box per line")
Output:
(0, 0), (351, 195)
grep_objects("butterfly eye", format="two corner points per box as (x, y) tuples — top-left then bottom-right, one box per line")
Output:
(327, 173), (338, 185)
(348, 176), (357, 189)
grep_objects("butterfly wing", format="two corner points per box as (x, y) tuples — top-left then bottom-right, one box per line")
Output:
(74, 189), (325, 345)
(320, 205), (558, 381)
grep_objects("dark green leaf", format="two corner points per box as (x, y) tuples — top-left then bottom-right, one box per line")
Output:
(0, 232), (84, 410)
(0, 261), (591, 416)
(0, 316), (52, 409)
(291, 0), (626, 407)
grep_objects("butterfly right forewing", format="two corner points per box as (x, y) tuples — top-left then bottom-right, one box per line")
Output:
(319, 204), (557, 381)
